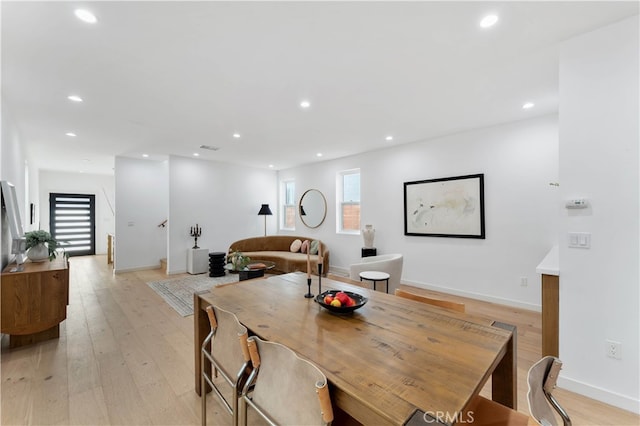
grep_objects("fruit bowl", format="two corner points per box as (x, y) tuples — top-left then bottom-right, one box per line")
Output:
(315, 290), (367, 314)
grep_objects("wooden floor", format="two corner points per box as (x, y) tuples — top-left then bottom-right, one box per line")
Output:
(1, 255), (638, 425)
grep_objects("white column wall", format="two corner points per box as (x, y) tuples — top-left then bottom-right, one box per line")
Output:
(279, 114), (559, 309)
(1, 101), (28, 269)
(114, 157), (168, 272)
(166, 155), (277, 274)
(558, 16), (639, 412)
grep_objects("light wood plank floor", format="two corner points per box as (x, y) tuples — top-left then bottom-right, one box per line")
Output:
(1, 255), (637, 425)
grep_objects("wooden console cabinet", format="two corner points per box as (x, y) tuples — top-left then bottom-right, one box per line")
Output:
(1, 257), (69, 348)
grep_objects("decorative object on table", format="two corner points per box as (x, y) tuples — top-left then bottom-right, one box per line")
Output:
(362, 224), (375, 248)
(315, 290), (367, 314)
(190, 224), (202, 248)
(304, 277), (313, 298)
(229, 250), (251, 271)
(24, 230), (63, 262)
(208, 252), (226, 277)
(257, 204), (273, 236)
(304, 242), (313, 298)
(403, 173), (485, 239)
(317, 241), (323, 295)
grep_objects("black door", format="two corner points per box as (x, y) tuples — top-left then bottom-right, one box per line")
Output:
(49, 193), (96, 257)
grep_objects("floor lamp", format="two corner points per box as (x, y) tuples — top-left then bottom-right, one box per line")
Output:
(257, 204), (273, 236)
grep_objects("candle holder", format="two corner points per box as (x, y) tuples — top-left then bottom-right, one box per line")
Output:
(304, 278), (314, 298)
(317, 263), (323, 295)
(190, 224), (202, 249)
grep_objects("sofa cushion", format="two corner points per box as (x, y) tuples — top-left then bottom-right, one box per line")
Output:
(290, 239), (302, 252)
(309, 240), (319, 255)
(300, 240), (309, 254)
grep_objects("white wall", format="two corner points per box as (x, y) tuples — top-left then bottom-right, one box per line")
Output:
(38, 170), (115, 254)
(167, 155), (277, 274)
(558, 16), (639, 412)
(279, 114), (559, 309)
(114, 157), (168, 272)
(1, 101), (29, 268)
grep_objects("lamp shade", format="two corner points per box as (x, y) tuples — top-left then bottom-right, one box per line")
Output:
(258, 204), (273, 216)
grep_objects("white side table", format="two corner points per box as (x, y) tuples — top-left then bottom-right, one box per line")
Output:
(359, 270), (390, 293)
(187, 248), (209, 274)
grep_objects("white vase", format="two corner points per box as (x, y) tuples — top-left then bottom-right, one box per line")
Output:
(27, 243), (49, 262)
(362, 224), (375, 248)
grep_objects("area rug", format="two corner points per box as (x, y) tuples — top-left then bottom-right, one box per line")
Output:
(147, 274), (239, 317)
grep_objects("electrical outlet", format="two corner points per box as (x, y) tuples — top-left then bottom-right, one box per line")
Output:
(606, 340), (622, 359)
(520, 277), (528, 287)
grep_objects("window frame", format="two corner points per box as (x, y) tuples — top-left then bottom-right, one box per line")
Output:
(337, 169), (361, 234)
(280, 180), (296, 231)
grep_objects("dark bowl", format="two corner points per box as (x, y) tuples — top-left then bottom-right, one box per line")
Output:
(315, 290), (367, 314)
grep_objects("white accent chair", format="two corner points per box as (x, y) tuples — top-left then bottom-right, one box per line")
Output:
(349, 253), (403, 294)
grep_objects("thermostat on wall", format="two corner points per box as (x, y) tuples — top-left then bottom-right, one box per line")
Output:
(565, 198), (588, 209)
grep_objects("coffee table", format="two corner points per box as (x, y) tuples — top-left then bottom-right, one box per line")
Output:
(224, 260), (276, 281)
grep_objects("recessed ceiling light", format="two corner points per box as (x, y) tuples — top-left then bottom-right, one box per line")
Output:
(67, 95), (83, 102)
(316, 153), (323, 157)
(268, 164), (274, 168)
(142, 154), (149, 158)
(74, 9), (97, 24)
(300, 100), (311, 109)
(522, 102), (535, 109)
(66, 132), (77, 137)
(233, 133), (241, 138)
(193, 153), (200, 157)
(480, 14), (499, 28)
(385, 135), (394, 141)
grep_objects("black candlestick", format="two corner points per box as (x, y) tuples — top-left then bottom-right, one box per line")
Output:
(317, 263), (323, 295)
(190, 224), (202, 249)
(304, 278), (314, 298)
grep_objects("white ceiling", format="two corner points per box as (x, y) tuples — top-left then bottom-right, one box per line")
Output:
(3, 1), (638, 175)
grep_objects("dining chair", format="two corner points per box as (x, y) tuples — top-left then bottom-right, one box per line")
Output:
(201, 305), (252, 426)
(240, 336), (334, 426)
(527, 356), (572, 426)
(394, 288), (466, 313)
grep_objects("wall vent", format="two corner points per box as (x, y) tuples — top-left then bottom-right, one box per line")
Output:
(199, 145), (220, 151)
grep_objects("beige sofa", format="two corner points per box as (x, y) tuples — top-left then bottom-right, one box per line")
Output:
(228, 236), (329, 276)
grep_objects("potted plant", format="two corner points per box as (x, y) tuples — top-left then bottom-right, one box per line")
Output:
(24, 230), (63, 262)
(229, 250), (251, 271)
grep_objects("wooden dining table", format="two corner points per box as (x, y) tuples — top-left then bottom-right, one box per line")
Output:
(194, 273), (517, 425)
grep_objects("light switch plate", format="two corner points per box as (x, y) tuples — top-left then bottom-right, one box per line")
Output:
(568, 232), (591, 249)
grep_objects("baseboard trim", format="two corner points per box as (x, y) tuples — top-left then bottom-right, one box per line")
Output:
(558, 376), (640, 414)
(114, 264), (161, 274)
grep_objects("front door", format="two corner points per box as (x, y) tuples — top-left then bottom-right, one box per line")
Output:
(49, 193), (96, 257)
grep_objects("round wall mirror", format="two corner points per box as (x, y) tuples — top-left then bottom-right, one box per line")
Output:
(299, 189), (327, 229)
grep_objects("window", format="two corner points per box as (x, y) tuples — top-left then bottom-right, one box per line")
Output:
(281, 180), (296, 230)
(338, 169), (360, 233)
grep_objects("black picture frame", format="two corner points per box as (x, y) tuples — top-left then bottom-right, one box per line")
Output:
(404, 173), (485, 239)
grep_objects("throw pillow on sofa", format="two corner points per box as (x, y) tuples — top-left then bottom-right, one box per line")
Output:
(309, 240), (319, 255)
(290, 239), (302, 252)
(300, 240), (310, 254)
